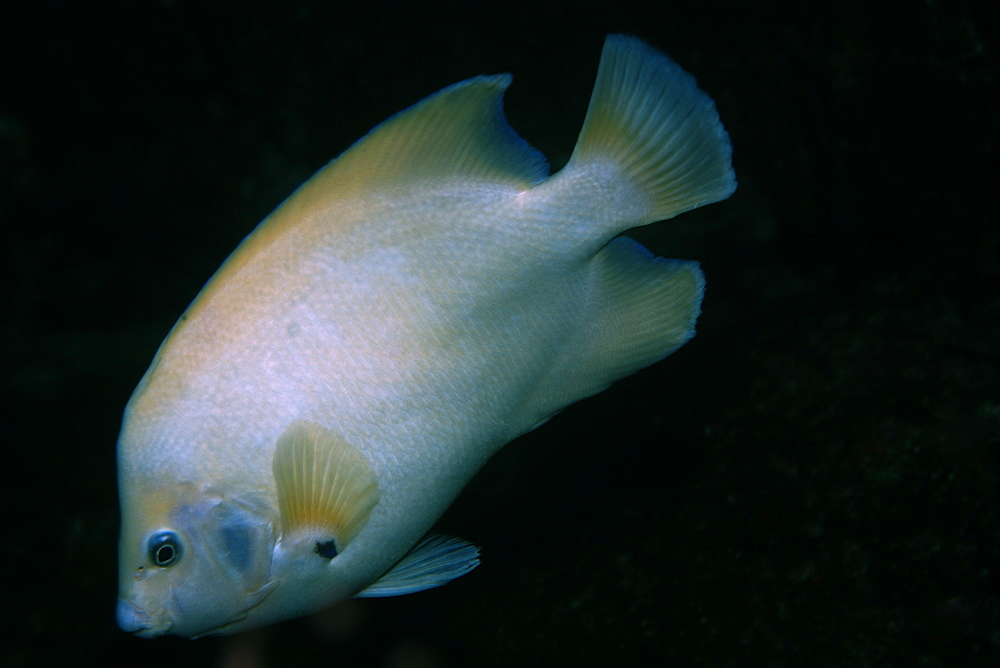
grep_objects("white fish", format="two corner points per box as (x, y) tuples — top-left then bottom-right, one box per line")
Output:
(116, 34), (735, 638)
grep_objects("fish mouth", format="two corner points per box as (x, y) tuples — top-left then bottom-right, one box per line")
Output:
(116, 598), (172, 638)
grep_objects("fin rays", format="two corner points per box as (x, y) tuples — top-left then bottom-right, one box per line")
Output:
(272, 420), (379, 550)
(314, 74), (550, 198)
(356, 534), (480, 597)
(567, 34), (736, 225)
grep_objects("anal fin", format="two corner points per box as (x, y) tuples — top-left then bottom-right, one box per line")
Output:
(585, 236), (704, 382)
(520, 236), (704, 422)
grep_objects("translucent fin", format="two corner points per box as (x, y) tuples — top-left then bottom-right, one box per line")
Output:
(172, 73), (552, 328)
(565, 34), (736, 226)
(272, 420), (379, 550)
(355, 534), (480, 598)
(296, 74), (549, 205)
(584, 236), (704, 381)
(520, 236), (704, 420)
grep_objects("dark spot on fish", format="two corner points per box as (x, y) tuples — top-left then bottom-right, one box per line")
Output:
(314, 539), (338, 559)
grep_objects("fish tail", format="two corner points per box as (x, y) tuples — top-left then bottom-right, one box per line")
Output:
(513, 36), (734, 419)
(557, 34), (736, 237)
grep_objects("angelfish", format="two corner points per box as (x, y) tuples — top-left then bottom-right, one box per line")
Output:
(116, 34), (736, 638)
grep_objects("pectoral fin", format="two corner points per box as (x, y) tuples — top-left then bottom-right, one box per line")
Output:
(272, 420), (379, 554)
(356, 534), (480, 597)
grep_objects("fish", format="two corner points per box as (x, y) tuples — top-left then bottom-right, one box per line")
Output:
(115, 33), (736, 638)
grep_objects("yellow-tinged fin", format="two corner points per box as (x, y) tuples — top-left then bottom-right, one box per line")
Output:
(566, 33), (736, 228)
(520, 237), (705, 421)
(584, 236), (704, 381)
(284, 73), (549, 210)
(172, 72), (551, 330)
(355, 534), (480, 598)
(272, 420), (378, 551)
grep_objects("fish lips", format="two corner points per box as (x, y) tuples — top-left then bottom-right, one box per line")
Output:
(116, 597), (172, 638)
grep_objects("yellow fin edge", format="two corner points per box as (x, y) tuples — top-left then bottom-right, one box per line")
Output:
(569, 34), (736, 223)
(272, 420), (379, 550)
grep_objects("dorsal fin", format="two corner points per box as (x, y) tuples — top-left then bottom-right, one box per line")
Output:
(306, 74), (549, 201)
(272, 420), (379, 551)
(164, 74), (550, 343)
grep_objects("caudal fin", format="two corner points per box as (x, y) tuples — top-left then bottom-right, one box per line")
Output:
(560, 34), (736, 235)
(513, 37), (732, 421)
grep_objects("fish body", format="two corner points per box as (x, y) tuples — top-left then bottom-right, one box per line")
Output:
(116, 34), (735, 638)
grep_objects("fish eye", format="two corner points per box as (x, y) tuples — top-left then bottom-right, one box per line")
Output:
(147, 531), (183, 567)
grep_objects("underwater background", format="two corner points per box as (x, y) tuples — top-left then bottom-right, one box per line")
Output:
(1, 0), (995, 665)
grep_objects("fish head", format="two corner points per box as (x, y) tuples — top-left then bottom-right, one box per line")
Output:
(114, 416), (389, 638)
(116, 481), (279, 638)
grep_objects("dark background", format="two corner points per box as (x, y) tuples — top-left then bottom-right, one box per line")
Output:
(2, 1), (996, 665)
